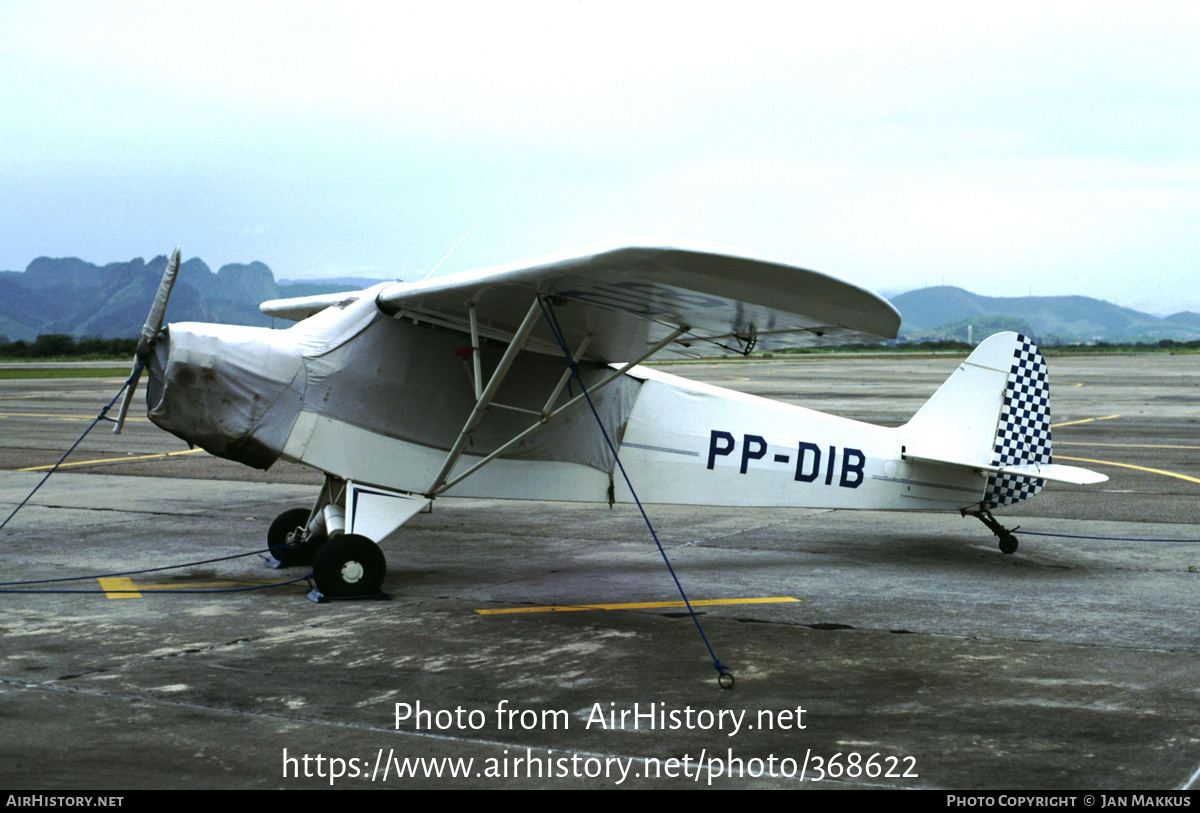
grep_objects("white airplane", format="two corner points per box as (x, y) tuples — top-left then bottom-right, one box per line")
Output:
(115, 242), (1106, 599)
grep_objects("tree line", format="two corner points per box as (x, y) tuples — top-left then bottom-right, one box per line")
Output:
(0, 334), (139, 360)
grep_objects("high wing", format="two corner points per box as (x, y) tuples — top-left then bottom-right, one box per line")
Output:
(260, 241), (901, 361)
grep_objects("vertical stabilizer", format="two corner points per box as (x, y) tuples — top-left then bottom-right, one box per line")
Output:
(900, 332), (1052, 509)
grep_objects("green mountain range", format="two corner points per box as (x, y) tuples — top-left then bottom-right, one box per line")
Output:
(0, 254), (387, 342)
(891, 286), (1200, 344)
(2, 257), (1197, 345)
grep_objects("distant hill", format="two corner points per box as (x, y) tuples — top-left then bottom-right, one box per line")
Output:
(889, 286), (1200, 344)
(0, 255), (392, 342)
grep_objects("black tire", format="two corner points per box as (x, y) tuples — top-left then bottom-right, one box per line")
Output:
(312, 534), (387, 598)
(999, 534), (1019, 555)
(268, 508), (319, 567)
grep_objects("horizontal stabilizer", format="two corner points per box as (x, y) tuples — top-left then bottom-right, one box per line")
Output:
(903, 453), (1108, 485)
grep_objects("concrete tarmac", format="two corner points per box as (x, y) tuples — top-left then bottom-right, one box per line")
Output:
(1, 352), (1198, 789)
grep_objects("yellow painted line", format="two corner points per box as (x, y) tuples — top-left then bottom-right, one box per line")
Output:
(1053, 414), (1120, 428)
(1058, 441), (1200, 451)
(476, 596), (801, 616)
(96, 578), (275, 598)
(17, 448), (204, 472)
(0, 411), (149, 423)
(1056, 455), (1200, 485)
(97, 577), (142, 599)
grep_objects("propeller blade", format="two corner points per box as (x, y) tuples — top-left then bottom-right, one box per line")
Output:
(111, 366), (143, 435)
(137, 247), (181, 359)
(114, 247), (181, 434)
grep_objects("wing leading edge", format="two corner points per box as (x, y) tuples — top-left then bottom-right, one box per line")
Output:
(262, 242), (901, 362)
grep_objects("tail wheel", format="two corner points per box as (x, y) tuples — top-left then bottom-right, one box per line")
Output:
(268, 508), (322, 567)
(966, 507), (1021, 555)
(312, 534), (387, 598)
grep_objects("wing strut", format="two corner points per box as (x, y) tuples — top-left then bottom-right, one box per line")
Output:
(424, 296), (688, 498)
(467, 303), (483, 400)
(427, 299), (544, 496)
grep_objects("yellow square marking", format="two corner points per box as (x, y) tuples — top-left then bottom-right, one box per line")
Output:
(97, 577), (142, 599)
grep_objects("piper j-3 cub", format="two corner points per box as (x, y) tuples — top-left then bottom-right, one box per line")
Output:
(115, 242), (1106, 599)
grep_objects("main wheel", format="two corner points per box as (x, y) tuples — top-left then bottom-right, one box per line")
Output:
(312, 534), (387, 598)
(998, 533), (1019, 555)
(268, 508), (321, 567)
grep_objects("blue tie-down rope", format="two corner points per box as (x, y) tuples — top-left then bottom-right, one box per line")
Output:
(1, 359), (147, 532)
(1020, 529), (1200, 543)
(537, 298), (734, 689)
(0, 549), (312, 595)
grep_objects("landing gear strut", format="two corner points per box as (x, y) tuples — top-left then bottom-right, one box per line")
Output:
(965, 506), (1020, 554)
(265, 475), (429, 601)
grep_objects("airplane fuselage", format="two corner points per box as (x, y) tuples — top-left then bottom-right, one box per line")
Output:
(148, 292), (988, 515)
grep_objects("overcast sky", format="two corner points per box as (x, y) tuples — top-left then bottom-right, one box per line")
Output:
(3, 1), (1197, 312)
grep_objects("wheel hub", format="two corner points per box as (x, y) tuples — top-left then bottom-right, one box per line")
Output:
(340, 560), (364, 584)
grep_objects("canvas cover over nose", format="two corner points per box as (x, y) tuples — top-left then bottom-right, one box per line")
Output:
(146, 323), (305, 469)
